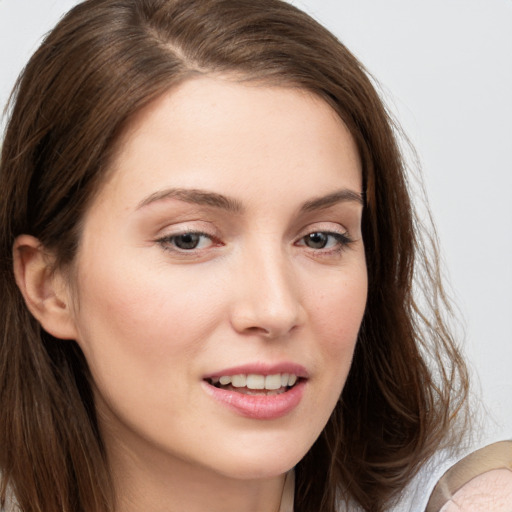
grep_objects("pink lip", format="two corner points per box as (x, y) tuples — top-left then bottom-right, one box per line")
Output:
(202, 379), (306, 420)
(203, 362), (309, 380)
(202, 362), (308, 420)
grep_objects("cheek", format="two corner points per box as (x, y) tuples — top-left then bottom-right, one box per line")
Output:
(70, 250), (224, 375)
(307, 267), (367, 407)
(311, 271), (367, 352)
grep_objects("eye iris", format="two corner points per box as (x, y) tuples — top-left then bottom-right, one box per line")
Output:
(174, 233), (201, 250)
(306, 232), (328, 249)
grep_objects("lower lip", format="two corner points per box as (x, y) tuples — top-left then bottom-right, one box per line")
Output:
(202, 380), (306, 420)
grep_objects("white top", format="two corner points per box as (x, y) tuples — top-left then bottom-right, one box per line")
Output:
(279, 437), (512, 511)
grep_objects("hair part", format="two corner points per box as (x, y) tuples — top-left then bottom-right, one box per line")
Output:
(0, 1), (469, 511)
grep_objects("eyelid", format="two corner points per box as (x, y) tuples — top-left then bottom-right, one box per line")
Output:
(296, 231), (353, 246)
(294, 222), (355, 255)
(154, 219), (220, 240)
(295, 221), (350, 239)
(154, 222), (224, 257)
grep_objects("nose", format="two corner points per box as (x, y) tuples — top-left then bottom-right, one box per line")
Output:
(229, 247), (305, 339)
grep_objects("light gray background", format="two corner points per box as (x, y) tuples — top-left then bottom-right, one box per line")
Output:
(1, 0), (511, 441)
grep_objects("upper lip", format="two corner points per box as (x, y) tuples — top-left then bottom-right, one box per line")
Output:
(203, 362), (309, 380)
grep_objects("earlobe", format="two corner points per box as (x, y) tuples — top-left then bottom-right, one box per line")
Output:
(13, 234), (78, 340)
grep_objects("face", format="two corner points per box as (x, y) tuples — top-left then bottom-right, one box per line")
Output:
(67, 77), (367, 481)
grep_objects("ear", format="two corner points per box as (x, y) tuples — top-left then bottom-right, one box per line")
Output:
(13, 234), (78, 340)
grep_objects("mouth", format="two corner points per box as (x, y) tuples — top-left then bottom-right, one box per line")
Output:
(205, 373), (302, 396)
(202, 367), (307, 419)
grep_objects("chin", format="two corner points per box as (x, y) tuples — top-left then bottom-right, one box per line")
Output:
(203, 432), (314, 480)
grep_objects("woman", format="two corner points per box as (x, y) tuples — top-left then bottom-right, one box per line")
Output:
(0, 0), (497, 510)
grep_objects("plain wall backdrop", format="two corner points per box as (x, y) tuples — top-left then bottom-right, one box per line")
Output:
(1, 0), (511, 441)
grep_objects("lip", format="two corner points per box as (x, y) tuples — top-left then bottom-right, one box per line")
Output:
(202, 362), (308, 420)
(203, 362), (309, 380)
(202, 379), (306, 420)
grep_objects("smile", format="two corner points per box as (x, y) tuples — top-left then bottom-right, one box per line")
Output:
(202, 365), (307, 419)
(207, 373), (299, 395)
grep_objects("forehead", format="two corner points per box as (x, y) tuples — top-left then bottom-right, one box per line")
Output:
(97, 76), (362, 210)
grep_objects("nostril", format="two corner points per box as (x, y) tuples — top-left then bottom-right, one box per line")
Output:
(246, 326), (271, 335)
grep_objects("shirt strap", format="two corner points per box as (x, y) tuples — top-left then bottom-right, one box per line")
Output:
(425, 440), (512, 512)
(278, 470), (295, 512)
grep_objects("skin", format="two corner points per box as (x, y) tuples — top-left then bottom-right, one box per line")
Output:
(440, 469), (512, 512)
(14, 77), (367, 512)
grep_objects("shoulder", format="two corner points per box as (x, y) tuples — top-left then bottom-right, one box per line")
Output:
(439, 468), (512, 511)
(426, 440), (512, 512)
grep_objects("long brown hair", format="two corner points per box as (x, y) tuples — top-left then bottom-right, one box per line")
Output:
(0, 1), (469, 511)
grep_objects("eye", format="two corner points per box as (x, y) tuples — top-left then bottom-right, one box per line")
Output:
(298, 231), (352, 251)
(159, 232), (214, 251)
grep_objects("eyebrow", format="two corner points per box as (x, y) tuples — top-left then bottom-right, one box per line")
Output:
(136, 187), (364, 213)
(137, 188), (244, 213)
(300, 189), (364, 212)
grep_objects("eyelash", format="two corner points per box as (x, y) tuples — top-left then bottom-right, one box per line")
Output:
(296, 231), (354, 255)
(156, 229), (353, 256)
(157, 231), (220, 253)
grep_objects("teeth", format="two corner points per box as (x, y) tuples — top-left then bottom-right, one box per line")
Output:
(265, 374), (282, 390)
(231, 374), (246, 387)
(246, 374), (265, 389)
(210, 373), (300, 390)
